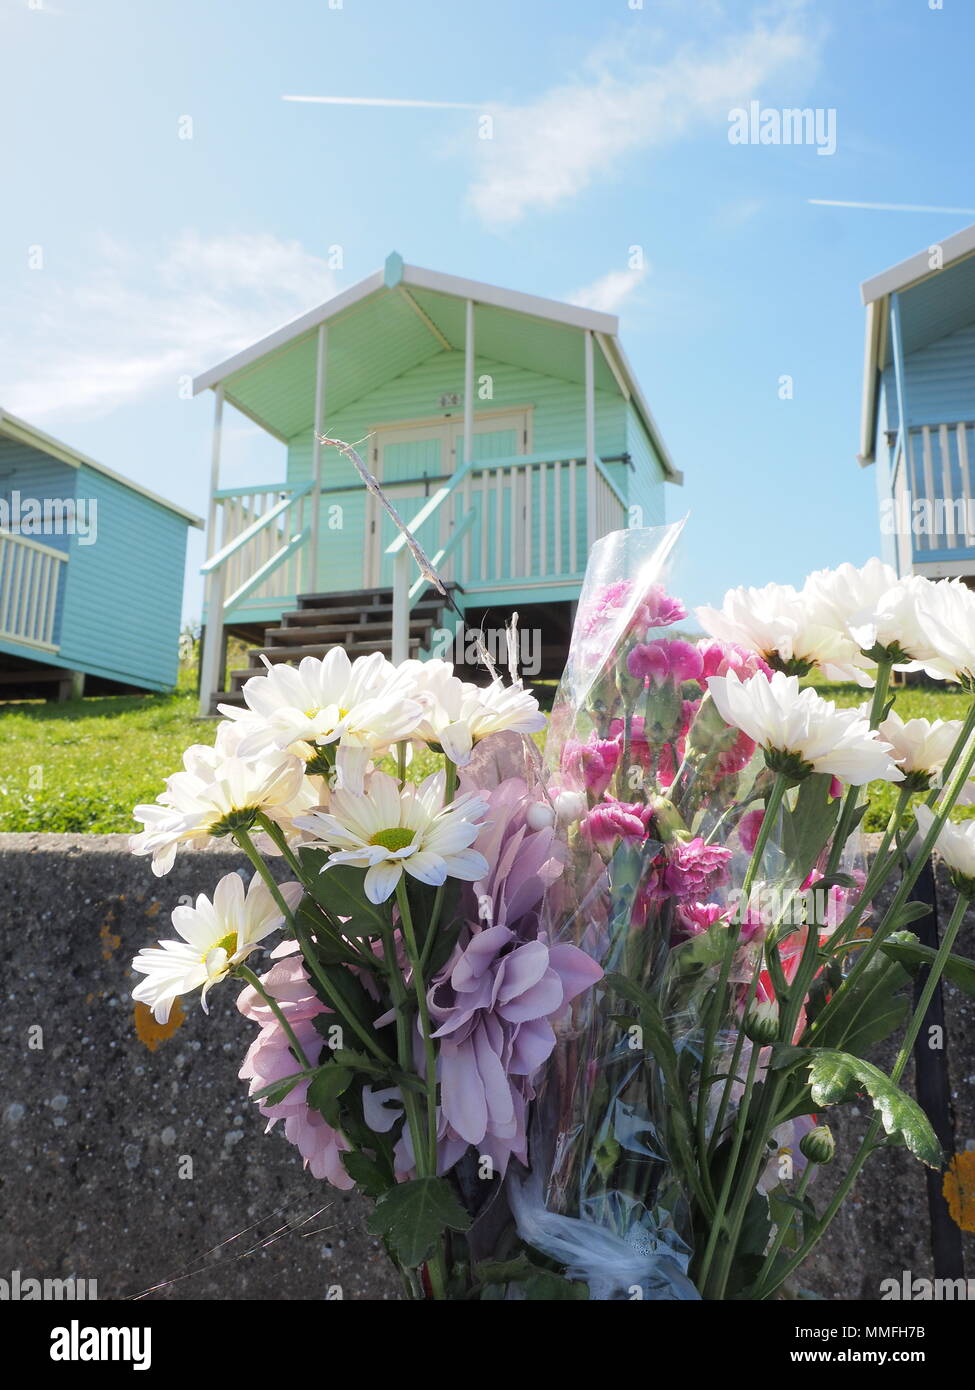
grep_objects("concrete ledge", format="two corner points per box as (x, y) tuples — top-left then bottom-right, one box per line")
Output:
(2, 833), (974, 1300)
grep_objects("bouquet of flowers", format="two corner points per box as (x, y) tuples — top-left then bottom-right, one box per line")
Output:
(127, 519), (975, 1300)
(128, 646), (602, 1299)
(514, 523), (975, 1299)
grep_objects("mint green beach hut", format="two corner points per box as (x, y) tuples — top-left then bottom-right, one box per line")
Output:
(195, 254), (682, 713)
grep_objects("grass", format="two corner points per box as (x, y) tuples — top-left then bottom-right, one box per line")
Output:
(812, 678), (975, 831)
(0, 671), (970, 836)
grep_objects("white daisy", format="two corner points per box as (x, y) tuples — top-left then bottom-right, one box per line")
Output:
(401, 658), (546, 766)
(131, 872), (303, 1023)
(130, 725), (318, 876)
(219, 649), (425, 792)
(297, 769), (490, 904)
(707, 671), (903, 786)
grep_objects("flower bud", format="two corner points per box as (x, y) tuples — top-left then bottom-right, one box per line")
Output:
(743, 997), (780, 1044)
(800, 1124), (836, 1165)
(525, 802), (556, 831)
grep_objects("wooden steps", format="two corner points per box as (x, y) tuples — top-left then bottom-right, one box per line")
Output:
(209, 585), (457, 713)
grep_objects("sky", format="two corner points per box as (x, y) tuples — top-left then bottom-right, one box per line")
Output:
(2, 0), (974, 624)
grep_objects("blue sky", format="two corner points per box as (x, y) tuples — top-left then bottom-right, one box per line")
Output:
(2, 0), (974, 622)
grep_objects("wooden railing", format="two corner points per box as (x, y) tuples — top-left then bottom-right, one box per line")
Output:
(198, 483), (312, 713)
(214, 484), (314, 605)
(388, 452), (628, 661)
(902, 422), (975, 555)
(0, 530), (68, 651)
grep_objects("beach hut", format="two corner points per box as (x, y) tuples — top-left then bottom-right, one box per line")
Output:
(194, 253), (682, 713)
(859, 223), (975, 578)
(0, 408), (202, 699)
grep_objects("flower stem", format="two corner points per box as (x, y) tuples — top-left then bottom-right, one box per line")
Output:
(234, 963), (312, 1071)
(236, 827), (392, 1065)
(758, 890), (970, 1300)
(396, 879), (439, 1174)
(695, 773), (788, 1199)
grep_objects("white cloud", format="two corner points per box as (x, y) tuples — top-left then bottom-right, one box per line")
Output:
(467, 9), (816, 227)
(0, 232), (337, 422)
(568, 264), (649, 314)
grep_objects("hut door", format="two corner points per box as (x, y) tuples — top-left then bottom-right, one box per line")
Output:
(366, 422), (453, 588)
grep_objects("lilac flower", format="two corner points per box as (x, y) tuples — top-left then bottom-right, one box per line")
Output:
(238, 951), (353, 1188)
(428, 924), (602, 1174)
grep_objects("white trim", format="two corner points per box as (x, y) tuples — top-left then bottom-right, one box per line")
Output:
(584, 330), (597, 531)
(858, 299), (883, 465)
(463, 298), (475, 466)
(398, 286), (452, 350)
(307, 324), (327, 589)
(191, 261), (618, 395)
(861, 220), (975, 305)
(0, 408), (204, 526)
(206, 385), (224, 558)
(605, 338), (683, 484)
(401, 263), (618, 335)
(192, 271), (385, 393)
(911, 557), (975, 580)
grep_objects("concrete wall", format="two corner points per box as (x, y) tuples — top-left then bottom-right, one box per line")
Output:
(1, 833), (973, 1302)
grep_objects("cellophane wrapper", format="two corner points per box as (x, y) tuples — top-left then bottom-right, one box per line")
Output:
(512, 522), (859, 1299)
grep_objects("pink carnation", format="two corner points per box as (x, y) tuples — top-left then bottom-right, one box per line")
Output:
(661, 836), (733, 900)
(238, 952), (353, 1189)
(581, 798), (652, 850)
(562, 734), (622, 799)
(627, 638), (703, 686)
(698, 639), (773, 683)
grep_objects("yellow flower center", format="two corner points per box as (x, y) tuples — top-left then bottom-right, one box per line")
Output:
(206, 931), (237, 962)
(370, 827), (415, 853)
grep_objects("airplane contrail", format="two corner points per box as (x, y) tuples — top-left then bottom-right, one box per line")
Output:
(809, 199), (975, 215)
(282, 94), (485, 110)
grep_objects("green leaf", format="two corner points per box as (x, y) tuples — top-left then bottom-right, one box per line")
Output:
(881, 935), (975, 999)
(251, 1073), (306, 1106)
(306, 1065), (352, 1127)
(298, 850), (389, 934)
(367, 1176), (471, 1268)
(805, 1050), (943, 1168)
(808, 935), (912, 1054)
(474, 1253), (589, 1300)
(340, 1150), (393, 1201)
(780, 775), (841, 884)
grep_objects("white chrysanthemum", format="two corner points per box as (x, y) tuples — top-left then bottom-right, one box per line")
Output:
(707, 671), (903, 786)
(220, 649), (426, 793)
(915, 804), (975, 881)
(400, 658), (545, 766)
(877, 709), (963, 779)
(846, 574), (942, 670)
(913, 578), (975, 685)
(803, 558), (899, 628)
(696, 581), (872, 684)
(130, 724), (318, 876)
(131, 872), (303, 1023)
(297, 769), (489, 904)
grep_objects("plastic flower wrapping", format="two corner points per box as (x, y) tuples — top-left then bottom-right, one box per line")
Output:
(127, 520), (975, 1300)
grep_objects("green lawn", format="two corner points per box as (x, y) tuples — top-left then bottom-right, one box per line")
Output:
(0, 676), (970, 836)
